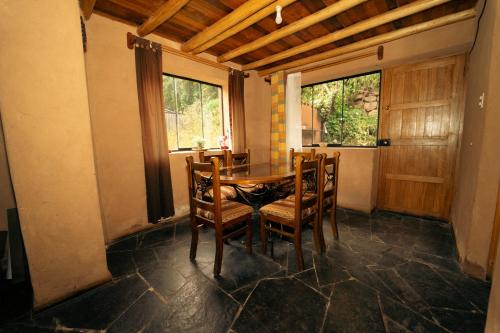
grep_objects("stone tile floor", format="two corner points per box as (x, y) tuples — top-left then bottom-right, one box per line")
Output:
(0, 209), (491, 332)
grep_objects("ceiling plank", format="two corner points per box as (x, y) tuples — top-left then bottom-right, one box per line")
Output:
(181, 0), (276, 52)
(258, 9), (475, 76)
(191, 0), (298, 54)
(243, 0), (451, 71)
(243, 0), (456, 70)
(137, 0), (191, 37)
(81, 0), (96, 20)
(217, 0), (369, 63)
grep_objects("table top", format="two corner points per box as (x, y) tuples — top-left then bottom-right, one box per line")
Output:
(219, 162), (295, 185)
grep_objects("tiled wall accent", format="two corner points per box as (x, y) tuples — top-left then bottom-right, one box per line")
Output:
(270, 71), (286, 164)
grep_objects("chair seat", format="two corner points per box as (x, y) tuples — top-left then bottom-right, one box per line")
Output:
(206, 186), (238, 200)
(260, 193), (317, 222)
(197, 200), (253, 224)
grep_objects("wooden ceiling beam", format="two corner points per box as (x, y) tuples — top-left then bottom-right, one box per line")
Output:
(181, 0), (276, 52)
(217, 0), (368, 63)
(258, 9), (476, 76)
(137, 0), (191, 37)
(81, 0), (96, 20)
(191, 0), (298, 54)
(243, 0), (451, 71)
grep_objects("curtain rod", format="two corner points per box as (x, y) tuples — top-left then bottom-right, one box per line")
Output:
(127, 32), (236, 73)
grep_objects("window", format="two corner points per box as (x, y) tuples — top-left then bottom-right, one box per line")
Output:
(163, 74), (224, 150)
(301, 71), (381, 147)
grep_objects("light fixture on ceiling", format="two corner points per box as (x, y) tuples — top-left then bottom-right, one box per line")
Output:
(275, 5), (282, 25)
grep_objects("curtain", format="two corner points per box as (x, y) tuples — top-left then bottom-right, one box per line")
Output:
(270, 71), (287, 164)
(135, 38), (175, 222)
(285, 72), (302, 151)
(229, 69), (246, 153)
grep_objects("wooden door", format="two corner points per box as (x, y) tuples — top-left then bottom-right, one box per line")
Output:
(378, 55), (465, 219)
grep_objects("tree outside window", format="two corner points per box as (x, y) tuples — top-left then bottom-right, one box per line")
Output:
(301, 71), (380, 147)
(163, 74), (224, 150)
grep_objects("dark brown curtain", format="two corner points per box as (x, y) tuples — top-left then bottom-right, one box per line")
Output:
(135, 38), (175, 222)
(229, 69), (246, 153)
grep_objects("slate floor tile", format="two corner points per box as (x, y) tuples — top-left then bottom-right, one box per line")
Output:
(324, 279), (385, 333)
(139, 263), (187, 298)
(143, 273), (239, 333)
(6, 209), (491, 333)
(200, 245), (282, 292)
(379, 294), (448, 333)
(106, 251), (136, 277)
(34, 274), (148, 330)
(233, 278), (327, 333)
(396, 261), (475, 311)
(107, 291), (166, 333)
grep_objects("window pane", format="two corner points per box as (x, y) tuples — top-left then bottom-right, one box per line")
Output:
(313, 81), (342, 145)
(301, 86), (313, 145)
(165, 112), (178, 151)
(163, 76), (176, 112)
(202, 84), (222, 148)
(342, 73), (380, 146)
(175, 78), (202, 148)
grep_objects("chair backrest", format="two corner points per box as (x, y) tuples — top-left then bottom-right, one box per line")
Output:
(293, 155), (322, 224)
(186, 156), (222, 225)
(319, 152), (340, 202)
(199, 150), (226, 166)
(225, 148), (250, 167)
(289, 148), (316, 168)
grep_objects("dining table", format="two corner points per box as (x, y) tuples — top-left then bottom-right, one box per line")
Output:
(218, 162), (295, 184)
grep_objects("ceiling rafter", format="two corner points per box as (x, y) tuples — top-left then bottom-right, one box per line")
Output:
(258, 9), (476, 76)
(242, 0), (452, 71)
(81, 0), (96, 20)
(137, 0), (191, 37)
(217, 0), (368, 63)
(191, 0), (298, 54)
(181, 0), (276, 52)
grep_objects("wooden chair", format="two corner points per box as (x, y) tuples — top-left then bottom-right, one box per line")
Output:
(186, 156), (253, 276)
(199, 150), (226, 165)
(199, 150), (237, 201)
(289, 148), (316, 168)
(318, 152), (341, 240)
(259, 155), (325, 271)
(225, 148), (250, 167)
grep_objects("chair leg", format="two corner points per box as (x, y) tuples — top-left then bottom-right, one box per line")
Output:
(330, 202), (339, 240)
(214, 236), (224, 276)
(313, 215), (326, 254)
(294, 232), (304, 271)
(189, 219), (198, 261)
(246, 218), (253, 254)
(260, 214), (268, 254)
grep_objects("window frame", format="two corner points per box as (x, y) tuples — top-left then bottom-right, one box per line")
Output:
(162, 73), (225, 151)
(301, 70), (382, 148)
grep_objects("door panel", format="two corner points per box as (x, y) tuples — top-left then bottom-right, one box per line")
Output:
(378, 55), (465, 219)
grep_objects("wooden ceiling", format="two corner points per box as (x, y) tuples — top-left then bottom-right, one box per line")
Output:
(93, 0), (476, 73)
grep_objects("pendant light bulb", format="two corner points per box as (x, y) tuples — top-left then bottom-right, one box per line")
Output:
(275, 5), (282, 25)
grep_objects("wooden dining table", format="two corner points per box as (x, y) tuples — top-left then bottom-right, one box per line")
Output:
(218, 162), (295, 185)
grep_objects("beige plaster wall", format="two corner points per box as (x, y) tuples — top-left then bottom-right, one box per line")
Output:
(0, 0), (110, 308)
(304, 148), (379, 213)
(0, 120), (15, 230)
(84, 14), (237, 241)
(451, 0), (500, 277)
(244, 72), (271, 164)
(301, 18), (475, 85)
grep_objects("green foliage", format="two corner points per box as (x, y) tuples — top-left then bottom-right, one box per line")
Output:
(302, 72), (380, 146)
(163, 75), (223, 150)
